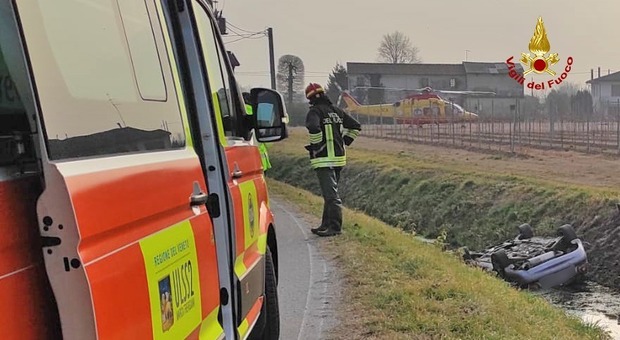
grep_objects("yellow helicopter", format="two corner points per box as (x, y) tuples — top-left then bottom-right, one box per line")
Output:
(339, 86), (495, 126)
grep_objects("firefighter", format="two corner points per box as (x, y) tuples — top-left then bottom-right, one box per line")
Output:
(243, 92), (272, 172)
(304, 83), (361, 237)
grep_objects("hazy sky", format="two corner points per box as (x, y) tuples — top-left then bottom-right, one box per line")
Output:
(220, 0), (619, 95)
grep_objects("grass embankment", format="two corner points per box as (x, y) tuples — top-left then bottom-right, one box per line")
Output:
(269, 180), (610, 339)
(267, 130), (620, 288)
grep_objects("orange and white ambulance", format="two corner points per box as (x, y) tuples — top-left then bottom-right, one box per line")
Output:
(0, 0), (286, 339)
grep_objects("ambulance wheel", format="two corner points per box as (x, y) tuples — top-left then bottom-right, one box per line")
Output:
(249, 247), (280, 340)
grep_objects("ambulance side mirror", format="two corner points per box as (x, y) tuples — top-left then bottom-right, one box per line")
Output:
(250, 88), (288, 142)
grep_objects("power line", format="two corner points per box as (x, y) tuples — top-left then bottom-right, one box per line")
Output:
(224, 33), (266, 44)
(226, 20), (259, 34)
(224, 24), (266, 38)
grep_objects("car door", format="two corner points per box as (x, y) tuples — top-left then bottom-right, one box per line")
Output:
(183, 1), (268, 336)
(15, 0), (223, 338)
(0, 3), (62, 338)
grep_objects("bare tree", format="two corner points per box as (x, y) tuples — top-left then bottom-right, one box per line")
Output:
(377, 31), (421, 64)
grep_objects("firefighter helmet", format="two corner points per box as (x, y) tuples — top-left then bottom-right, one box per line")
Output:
(305, 83), (325, 99)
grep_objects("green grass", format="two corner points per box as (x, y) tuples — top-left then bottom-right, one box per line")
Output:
(269, 180), (611, 340)
(266, 130), (620, 288)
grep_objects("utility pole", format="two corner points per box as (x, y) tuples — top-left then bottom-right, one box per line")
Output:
(267, 28), (276, 90)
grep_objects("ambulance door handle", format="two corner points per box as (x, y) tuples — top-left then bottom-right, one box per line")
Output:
(190, 192), (208, 206)
(232, 169), (243, 178)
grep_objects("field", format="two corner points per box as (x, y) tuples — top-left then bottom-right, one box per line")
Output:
(359, 119), (620, 155)
(353, 130), (620, 190)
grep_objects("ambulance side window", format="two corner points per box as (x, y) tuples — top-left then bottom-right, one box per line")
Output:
(0, 5), (33, 166)
(16, 0), (186, 160)
(192, 2), (242, 137)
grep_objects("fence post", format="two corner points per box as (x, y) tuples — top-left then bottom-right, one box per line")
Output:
(559, 106), (564, 150)
(617, 99), (620, 154)
(587, 106), (590, 153)
(491, 100), (495, 148)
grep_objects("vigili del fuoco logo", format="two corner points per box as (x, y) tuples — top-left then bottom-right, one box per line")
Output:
(506, 17), (573, 91)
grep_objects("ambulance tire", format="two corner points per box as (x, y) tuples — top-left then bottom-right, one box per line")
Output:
(249, 247), (280, 340)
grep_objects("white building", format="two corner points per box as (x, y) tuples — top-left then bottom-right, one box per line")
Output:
(586, 71), (620, 116)
(346, 61), (525, 118)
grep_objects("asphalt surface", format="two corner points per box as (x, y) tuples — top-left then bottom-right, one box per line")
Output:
(270, 198), (340, 340)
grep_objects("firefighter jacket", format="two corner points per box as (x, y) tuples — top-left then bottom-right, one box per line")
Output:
(305, 101), (361, 169)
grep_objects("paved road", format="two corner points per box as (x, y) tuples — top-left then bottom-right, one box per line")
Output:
(270, 198), (340, 340)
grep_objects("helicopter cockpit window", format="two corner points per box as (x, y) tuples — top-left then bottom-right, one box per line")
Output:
(451, 103), (465, 115)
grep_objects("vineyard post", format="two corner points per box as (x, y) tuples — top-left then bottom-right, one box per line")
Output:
(587, 104), (591, 153)
(617, 99), (620, 154)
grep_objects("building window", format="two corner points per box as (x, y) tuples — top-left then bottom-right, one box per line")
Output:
(450, 78), (456, 88)
(612, 84), (620, 97)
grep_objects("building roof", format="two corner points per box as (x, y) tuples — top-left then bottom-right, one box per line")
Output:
(586, 71), (620, 84)
(462, 61), (524, 74)
(347, 62), (464, 76)
(347, 61), (524, 76)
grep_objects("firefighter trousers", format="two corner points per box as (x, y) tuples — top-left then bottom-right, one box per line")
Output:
(315, 166), (343, 231)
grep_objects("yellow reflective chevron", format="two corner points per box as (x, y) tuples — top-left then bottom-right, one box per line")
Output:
(238, 319), (250, 339)
(234, 254), (248, 278)
(199, 307), (224, 340)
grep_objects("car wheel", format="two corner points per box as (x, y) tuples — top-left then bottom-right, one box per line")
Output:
(517, 223), (534, 240)
(248, 247), (280, 340)
(491, 249), (511, 274)
(556, 224), (578, 251)
(557, 224), (577, 242)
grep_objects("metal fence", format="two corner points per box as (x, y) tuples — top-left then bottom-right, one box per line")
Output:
(356, 100), (620, 156)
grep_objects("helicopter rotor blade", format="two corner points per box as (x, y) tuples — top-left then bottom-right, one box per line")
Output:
(350, 86), (496, 96)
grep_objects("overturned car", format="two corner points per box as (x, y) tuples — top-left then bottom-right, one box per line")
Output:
(463, 224), (589, 289)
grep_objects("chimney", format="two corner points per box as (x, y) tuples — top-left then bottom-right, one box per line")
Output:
(609, 69), (611, 75)
(591, 69), (594, 80)
(598, 67), (601, 78)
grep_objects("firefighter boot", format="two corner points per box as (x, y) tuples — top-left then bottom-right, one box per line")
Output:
(311, 226), (328, 235)
(312, 203), (330, 234)
(316, 228), (342, 237)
